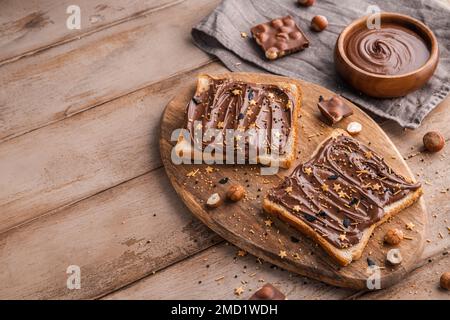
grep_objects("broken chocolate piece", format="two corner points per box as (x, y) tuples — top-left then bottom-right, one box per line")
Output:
(251, 16), (309, 60)
(318, 95), (353, 125)
(249, 283), (286, 300)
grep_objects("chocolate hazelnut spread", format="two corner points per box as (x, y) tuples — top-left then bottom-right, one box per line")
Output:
(346, 23), (430, 75)
(267, 135), (421, 248)
(184, 79), (295, 158)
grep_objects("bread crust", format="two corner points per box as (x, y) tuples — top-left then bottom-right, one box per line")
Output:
(175, 73), (302, 169)
(262, 129), (423, 266)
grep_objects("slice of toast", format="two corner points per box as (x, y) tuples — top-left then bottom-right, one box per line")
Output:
(174, 74), (301, 168)
(263, 129), (423, 266)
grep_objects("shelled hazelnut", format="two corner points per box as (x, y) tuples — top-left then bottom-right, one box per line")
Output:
(346, 122), (362, 135)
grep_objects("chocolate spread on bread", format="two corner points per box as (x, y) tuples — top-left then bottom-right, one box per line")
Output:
(184, 78), (295, 158)
(267, 135), (421, 248)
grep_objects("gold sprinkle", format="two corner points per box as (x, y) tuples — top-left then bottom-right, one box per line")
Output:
(232, 89), (242, 95)
(303, 167), (313, 175)
(285, 186), (293, 193)
(321, 184), (329, 192)
(333, 183), (342, 192)
(279, 250), (287, 259)
(264, 219), (273, 227)
(240, 32), (248, 38)
(249, 99), (257, 106)
(293, 205), (301, 212)
(205, 166), (214, 173)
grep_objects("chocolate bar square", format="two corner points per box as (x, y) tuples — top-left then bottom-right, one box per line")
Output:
(251, 16), (309, 60)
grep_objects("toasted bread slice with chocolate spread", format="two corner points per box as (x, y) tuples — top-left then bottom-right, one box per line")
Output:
(174, 74), (301, 168)
(263, 129), (423, 266)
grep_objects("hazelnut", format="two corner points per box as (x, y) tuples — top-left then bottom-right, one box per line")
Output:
(384, 228), (404, 245)
(346, 121), (362, 135)
(423, 131), (445, 152)
(440, 272), (450, 290)
(226, 184), (246, 202)
(311, 15), (328, 32)
(265, 47), (279, 60)
(298, 0), (315, 6)
(206, 193), (222, 208)
(386, 248), (403, 265)
(255, 285), (275, 299)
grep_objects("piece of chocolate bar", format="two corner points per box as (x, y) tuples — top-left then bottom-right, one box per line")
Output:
(251, 16), (309, 60)
(318, 95), (353, 125)
(249, 284), (286, 300)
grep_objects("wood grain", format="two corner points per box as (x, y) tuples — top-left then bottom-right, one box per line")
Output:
(0, 0), (218, 142)
(104, 242), (354, 300)
(0, 62), (223, 234)
(0, 168), (221, 300)
(0, 0), (180, 64)
(160, 72), (427, 289)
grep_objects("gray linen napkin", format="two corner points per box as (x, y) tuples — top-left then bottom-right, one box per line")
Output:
(192, 0), (450, 128)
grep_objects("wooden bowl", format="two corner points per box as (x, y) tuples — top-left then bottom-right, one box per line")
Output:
(335, 12), (439, 98)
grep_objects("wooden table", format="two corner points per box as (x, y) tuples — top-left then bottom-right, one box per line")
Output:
(0, 0), (448, 300)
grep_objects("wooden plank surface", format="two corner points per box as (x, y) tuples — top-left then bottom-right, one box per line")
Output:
(0, 0), (218, 142)
(0, 0), (180, 64)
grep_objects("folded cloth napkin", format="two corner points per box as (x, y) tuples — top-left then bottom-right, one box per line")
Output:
(192, 0), (450, 128)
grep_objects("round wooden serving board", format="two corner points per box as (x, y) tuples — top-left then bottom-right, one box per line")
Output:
(159, 73), (427, 290)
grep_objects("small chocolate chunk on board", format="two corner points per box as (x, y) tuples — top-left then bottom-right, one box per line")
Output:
(251, 16), (309, 60)
(249, 284), (286, 300)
